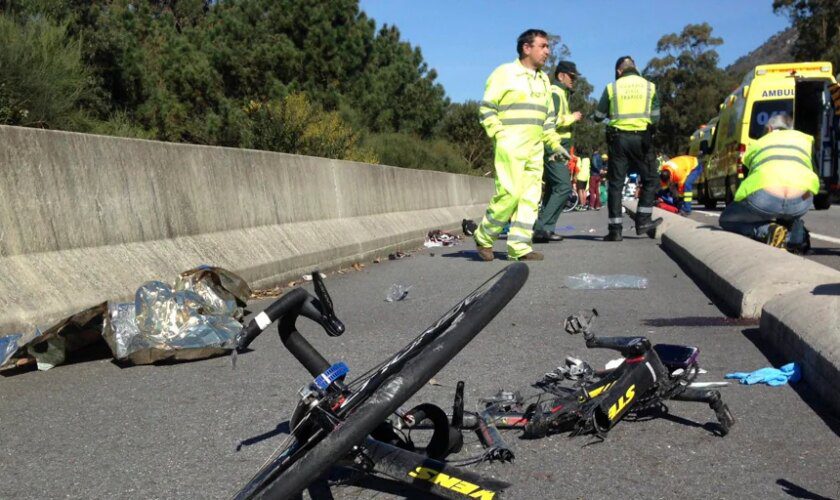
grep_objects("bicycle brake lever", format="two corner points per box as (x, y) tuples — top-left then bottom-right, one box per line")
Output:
(310, 270), (345, 337)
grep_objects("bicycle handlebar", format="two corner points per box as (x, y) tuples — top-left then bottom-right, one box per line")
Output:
(235, 284), (346, 378)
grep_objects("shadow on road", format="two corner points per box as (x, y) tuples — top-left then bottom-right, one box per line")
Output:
(776, 478), (836, 500)
(236, 420), (291, 451)
(642, 316), (759, 327)
(442, 250), (506, 261)
(741, 328), (840, 438)
(811, 283), (840, 296)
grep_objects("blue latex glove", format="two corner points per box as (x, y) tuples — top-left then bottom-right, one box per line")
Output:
(725, 362), (801, 386)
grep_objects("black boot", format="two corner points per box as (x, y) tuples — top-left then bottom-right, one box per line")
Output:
(604, 225), (623, 242)
(635, 214), (663, 237)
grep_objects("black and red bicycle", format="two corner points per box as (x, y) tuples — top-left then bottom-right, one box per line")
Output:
(402, 309), (735, 459)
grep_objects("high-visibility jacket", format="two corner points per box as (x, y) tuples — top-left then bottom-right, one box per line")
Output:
(550, 84), (575, 141)
(606, 74), (657, 131)
(660, 155), (699, 193)
(735, 129), (819, 202)
(577, 157), (591, 182)
(479, 59), (562, 154)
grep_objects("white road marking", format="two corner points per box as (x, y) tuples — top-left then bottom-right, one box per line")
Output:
(691, 210), (840, 245)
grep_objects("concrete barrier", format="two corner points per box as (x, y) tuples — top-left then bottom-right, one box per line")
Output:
(0, 125), (493, 337)
(624, 200), (840, 318)
(625, 200), (840, 414)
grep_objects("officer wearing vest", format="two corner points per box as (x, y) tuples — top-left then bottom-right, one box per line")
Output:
(533, 60), (582, 243)
(658, 155), (703, 214)
(719, 113), (818, 252)
(475, 29), (569, 261)
(594, 56), (663, 241)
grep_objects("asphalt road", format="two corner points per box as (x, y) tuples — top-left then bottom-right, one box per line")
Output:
(2, 209), (839, 499)
(690, 203), (840, 271)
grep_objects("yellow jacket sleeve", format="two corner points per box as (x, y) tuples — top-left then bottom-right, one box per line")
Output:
(479, 68), (506, 139)
(542, 85), (563, 154)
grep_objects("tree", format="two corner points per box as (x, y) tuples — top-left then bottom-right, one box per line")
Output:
(644, 23), (735, 155)
(773, 0), (840, 70)
(568, 76), (606, 157)
(435, 101), (493, 173)
(0, 13), (89, 128)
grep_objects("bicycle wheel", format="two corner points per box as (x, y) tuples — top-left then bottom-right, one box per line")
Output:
(236, 263), (529, 499)
(563, 191), (578, 213)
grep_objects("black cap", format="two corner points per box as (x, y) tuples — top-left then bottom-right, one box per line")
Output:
(554, 60), (580, 77)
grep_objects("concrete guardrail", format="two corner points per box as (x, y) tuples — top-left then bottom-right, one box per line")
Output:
(0, 125), (493, 337)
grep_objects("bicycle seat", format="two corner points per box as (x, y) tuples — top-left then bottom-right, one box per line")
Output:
(586, 335), (651, 357)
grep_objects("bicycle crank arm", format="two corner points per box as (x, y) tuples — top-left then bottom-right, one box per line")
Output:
(362, 437), (509, 499)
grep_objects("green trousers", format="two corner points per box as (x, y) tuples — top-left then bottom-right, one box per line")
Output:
(534, 152), (572, 234)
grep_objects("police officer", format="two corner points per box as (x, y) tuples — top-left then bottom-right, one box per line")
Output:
(533, 60), (582, 243)
(474, 29), (568, 261)
(594, 56), (663, 241)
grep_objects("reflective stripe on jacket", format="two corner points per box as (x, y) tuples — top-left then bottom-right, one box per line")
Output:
(607, 74), (656, 131)
(734, 129), (819, 202)
(478, 59), (562, 153)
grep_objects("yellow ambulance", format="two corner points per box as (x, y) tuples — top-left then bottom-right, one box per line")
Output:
(696, 62), (839, 209)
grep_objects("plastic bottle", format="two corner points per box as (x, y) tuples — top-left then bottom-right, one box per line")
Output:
(564, 273), (648, 290)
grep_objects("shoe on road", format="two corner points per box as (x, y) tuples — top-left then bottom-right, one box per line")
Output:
(476, 244), (494, 261)
(532, 230), (551, 243)
(512, 251), (544, 261)
(604, 229), (623, 242)
(635, 217), (663, 236)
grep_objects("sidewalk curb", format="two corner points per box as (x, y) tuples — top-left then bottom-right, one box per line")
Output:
(625, 200), (840, 416)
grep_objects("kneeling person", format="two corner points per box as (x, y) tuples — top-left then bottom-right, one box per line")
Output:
(718, 113), (817, 252)
(657, 155), (702, 215)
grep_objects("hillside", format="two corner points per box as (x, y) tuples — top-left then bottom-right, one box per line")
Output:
(725, 27), (797, 79)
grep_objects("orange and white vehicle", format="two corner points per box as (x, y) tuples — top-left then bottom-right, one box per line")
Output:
(696, 62), (840, 209)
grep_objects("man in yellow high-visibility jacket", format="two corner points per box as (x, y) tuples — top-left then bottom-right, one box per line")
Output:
(594, 56), (662, 241)
(475, 29), (568, 261)
(719, 113), (818, 252)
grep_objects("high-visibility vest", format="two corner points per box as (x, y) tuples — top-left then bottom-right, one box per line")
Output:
(660, 156), (699, 193)
(478, 59), (562, 153)
(550, 84), (575, 140)
(734, 129), (819, 202)
(607, 74), (656, 131)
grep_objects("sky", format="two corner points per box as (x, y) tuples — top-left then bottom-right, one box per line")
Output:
(358, 0), (792, 102)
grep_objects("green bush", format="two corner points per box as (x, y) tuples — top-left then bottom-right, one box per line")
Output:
(0, 14), (89, 128)
(242, 93), (377, 163)
(364, 133), (474, 175)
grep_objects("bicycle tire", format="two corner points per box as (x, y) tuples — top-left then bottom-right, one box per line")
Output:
(242, 263), (528, 499)
(563, 192), (578, 213)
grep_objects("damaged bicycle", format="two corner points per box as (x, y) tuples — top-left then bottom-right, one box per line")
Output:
(231, 263), (529, 499)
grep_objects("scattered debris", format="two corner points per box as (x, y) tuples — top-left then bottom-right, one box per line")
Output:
(462, 219), (478, 236)
(251, 286), (284, 299)
(425, 229), (460, 247)
(385, 283), (412, 302)
(565, 273), (648, 290)
(302, 272), (327, 282)
(389, 251), (409, 260)
(352, 262), (365, 271)
(373, 257), (382, 264)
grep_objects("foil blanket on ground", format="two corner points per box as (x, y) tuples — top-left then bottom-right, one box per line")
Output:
(1, 266), (251, 370)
